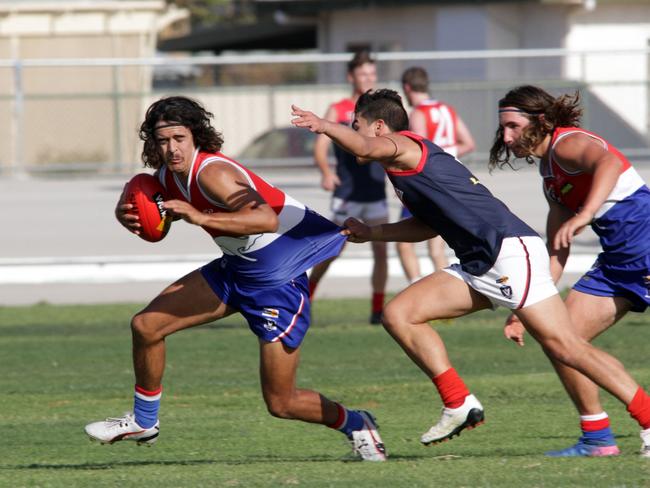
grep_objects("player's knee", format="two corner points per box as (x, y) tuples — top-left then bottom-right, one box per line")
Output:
(542, 337), (583, 368)
(264, 394), (293, 419)
(131, 313), (164, 346)
(381, 302), (408, 333)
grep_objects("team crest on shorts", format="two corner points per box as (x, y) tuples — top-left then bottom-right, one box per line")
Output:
(263, 319), (277, 332)
(644, 276), (650, 298)
(496, 276), (513, 299)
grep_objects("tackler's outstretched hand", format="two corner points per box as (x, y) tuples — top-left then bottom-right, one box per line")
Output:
(343, 217), (374, 244)
(291, 105), (328, 134)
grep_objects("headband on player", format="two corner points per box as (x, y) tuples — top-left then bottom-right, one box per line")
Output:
(154, 122), (184, 131)
(498, 107), (543, 116)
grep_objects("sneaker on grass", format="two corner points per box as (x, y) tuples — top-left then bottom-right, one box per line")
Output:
(545, 437), (619, 457)
(85, 412), (159, 445)
(640, 428), (650, 458)
(420, 394), (484, 445)
(348, 411), (387, 462)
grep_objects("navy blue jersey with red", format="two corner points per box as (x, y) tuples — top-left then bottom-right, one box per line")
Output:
(386, 132), (537, 275)
(330, 98), (386, 202)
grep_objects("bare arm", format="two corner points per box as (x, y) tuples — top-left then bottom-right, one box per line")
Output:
(292, 105), (421, 170)
(551, 133), (622, 250)
(344, 216), (437, 243)
(162, 163), (279, 236)
(546, 195), (574, 283)
(314, 106), (340, 191)
(409, 109), (428, 138)
(454, 116), (475, 158)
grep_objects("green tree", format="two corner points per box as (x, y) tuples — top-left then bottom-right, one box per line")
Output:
(167, 0), (256, 26)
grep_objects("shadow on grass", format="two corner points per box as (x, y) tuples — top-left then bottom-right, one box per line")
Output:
(2, 459), (220, 471)
(2, 449), (561, 471)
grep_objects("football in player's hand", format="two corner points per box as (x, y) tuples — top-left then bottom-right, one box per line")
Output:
(124, 173), (172, 242)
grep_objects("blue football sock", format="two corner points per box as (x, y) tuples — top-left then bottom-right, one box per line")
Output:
(582, 427), (615, 445)
(133, 385), (161, 429)
(330, 403), (365, 436)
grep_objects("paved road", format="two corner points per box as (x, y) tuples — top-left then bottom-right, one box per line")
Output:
(3, 164), (647, 305)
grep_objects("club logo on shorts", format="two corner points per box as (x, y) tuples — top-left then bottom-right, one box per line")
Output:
(644, 276), (650, 298)
(262, 308), (279, 318)
(263, 319), (277, 332)
(496, 276), (513, 299)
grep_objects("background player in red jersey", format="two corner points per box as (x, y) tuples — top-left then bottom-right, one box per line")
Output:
(292, 89), (650, 453)
(490, 85), (650, 458)
(397, 67), (476, 283)
(309, 50), (388, 324)
(84, 96), (387, 462)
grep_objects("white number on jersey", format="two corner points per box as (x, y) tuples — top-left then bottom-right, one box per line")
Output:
(428, 105), (456, 149)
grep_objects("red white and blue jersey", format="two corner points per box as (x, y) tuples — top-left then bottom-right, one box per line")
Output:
(158, 149), (346, 288)
(387, 132), (537, 276)
(330, 98), (386, 202)
(413, 100), (459, 157)
(542, 127), (650, 264)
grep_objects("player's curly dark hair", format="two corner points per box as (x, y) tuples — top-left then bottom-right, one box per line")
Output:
(139, 96), (224, 169)
(488, 85), (582, 171)
(355, 89), (409, 132)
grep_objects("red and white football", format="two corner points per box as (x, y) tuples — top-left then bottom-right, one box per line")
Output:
(124, 173), (172, 242)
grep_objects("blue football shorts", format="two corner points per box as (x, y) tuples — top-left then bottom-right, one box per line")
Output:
(573, 254), (650, 312)
(200, 258), (311, 349)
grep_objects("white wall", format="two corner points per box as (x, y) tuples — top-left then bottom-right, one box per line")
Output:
(566, 3), (650, 135)
(316, 1), (650, 144)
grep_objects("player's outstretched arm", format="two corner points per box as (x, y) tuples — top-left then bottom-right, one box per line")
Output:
(115, 183), (142, 235)
(291, 105), (411, 164)
(344, 216), (437, 243)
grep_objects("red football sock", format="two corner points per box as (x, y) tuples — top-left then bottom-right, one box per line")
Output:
(580, 412), (610, 432)
(432, 367), (470, 409)
(372, 292), (384, 313)
(627, 387), (650, 429)
(308, 280), (318, 299)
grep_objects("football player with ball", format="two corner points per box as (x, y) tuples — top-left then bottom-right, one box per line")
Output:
(84, 96), (387, 462)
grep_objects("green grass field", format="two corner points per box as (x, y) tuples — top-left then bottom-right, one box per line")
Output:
(1, 298), (649, 487)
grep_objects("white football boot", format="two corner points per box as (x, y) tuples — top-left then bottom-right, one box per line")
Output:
(421, 394), (484, 445)
(85, 412), (159, 445)
(640, 427), (650, 458)
(348, 411), (387, 462)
